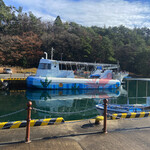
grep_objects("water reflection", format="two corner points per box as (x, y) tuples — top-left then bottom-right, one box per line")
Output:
(26, 88), (124, 120)
(26, 88), (121, 101)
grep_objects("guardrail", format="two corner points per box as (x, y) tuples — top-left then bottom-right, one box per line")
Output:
(0, 101), (64, 143)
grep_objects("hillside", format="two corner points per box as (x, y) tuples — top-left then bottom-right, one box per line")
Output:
(1, 0), (150, 76)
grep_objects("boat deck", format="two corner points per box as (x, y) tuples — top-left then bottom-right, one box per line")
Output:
(126, 78), (150, 81)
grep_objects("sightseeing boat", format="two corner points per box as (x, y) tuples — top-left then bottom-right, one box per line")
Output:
(26, 52), (128, 90)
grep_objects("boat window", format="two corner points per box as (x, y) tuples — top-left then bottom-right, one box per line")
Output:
(38, 63), (44, 69)
(48, 64), (51, 69)
(38, 63), (51, 69)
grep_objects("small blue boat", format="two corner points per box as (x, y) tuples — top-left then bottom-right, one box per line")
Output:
(96, 104), (147, 115)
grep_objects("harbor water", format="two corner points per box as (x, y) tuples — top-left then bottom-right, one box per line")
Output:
(0, 79), (150, 122)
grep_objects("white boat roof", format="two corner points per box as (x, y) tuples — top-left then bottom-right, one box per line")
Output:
(58, 60), (118, 68)
(40, 58), (119, 69)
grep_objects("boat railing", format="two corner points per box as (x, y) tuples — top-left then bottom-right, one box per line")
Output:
(58, 60), (118, 69)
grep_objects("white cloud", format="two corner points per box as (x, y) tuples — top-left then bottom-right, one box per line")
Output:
(4, 0), (150, 28)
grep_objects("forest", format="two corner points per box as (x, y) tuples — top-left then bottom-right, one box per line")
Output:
(1, 0), (150, 76)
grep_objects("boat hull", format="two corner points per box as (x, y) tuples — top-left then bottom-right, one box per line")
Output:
(96, 105), (128, 116)
(96, 104), (143, 116)
(27, 76), (121, 89)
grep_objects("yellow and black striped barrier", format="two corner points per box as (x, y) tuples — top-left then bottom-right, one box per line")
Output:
(4, 78), (26, 81)
(0, 79), (4, 82)
(95, 112), (150, 123)
(10, 90), (26, 93)
(110, 112), (150, 120)
(0, 77), (27, 89)
(0, 117), (64, 129)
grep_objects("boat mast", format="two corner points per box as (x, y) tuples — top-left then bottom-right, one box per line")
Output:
(61, 53), (63, 70)
(117, 61), (120, 72)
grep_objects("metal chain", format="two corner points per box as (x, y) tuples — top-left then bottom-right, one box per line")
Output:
(0, 109), (25, 118)
(32, 107), (96, 114)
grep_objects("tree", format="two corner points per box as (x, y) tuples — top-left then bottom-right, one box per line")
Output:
(0, 32), (43, 67)
(98, 36), (115, 63)
(0, 0), (12, 25)
(54, 16), (62, 26)
(20, 31), (43, 67)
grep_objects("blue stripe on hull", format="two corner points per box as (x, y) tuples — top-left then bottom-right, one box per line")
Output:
(26, 76), (120, 89)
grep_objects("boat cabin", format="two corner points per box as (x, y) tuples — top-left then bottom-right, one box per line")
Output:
(36, 58), (74, 78)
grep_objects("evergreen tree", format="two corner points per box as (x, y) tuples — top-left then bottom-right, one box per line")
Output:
(54, 16), (62, 26)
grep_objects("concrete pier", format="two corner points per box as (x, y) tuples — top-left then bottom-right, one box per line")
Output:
(0, 73), (32, 79)
(0, 73), (29, 89)
(0, 118), (150, 150)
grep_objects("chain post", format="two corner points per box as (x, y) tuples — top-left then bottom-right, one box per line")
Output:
(25, 101), (32, 143)
(103, 99), (108, 134)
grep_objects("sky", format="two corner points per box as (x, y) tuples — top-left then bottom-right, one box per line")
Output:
(3, 0), (150, 28)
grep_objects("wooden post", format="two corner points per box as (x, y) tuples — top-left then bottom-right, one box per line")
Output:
(25, 101), (32, 143)
(103, 99), (108, 133)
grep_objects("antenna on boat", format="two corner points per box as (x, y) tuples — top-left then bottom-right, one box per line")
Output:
(44, 52), (48, 59)
(117, 61), (120, 71)
(51, 47), (54, 60)
(61, 53), (63, 69)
